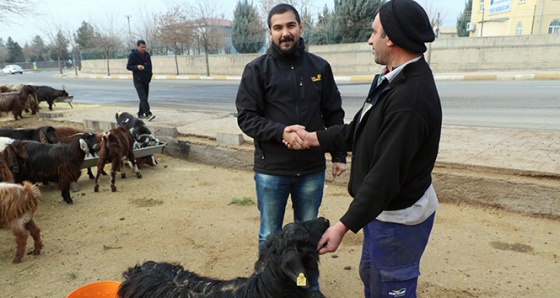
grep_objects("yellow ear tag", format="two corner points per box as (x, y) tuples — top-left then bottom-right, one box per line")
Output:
(297, 273), (307, 287)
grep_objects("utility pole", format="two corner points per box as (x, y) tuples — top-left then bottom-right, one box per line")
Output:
(125, 14), (132, 48)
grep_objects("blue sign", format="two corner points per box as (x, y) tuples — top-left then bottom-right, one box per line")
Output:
(489, 0), (511, 16)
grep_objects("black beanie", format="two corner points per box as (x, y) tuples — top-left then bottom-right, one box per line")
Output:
(379, 0), (435, 53)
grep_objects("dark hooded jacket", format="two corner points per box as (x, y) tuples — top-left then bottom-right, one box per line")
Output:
(126, 49), (153, 84)
(236, 39), (346, 176)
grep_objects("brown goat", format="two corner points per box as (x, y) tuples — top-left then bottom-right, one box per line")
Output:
(0, 181), (43, 263)
(0, 85), (36, 120)
(0, 140), (28, 183)
(53, 126), (105, 179)
(94, 127), (142, 193)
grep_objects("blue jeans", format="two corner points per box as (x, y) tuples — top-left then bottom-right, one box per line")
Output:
(254, 171), (325, 291)
(359, 212), (436, 298)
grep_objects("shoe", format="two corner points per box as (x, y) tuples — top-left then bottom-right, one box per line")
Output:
(147, 114), (156, 121)
(138, 115), (147, 119)
(311, 290), (326, 298)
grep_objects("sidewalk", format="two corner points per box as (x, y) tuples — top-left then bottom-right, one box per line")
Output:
(45, 103), (560, 177)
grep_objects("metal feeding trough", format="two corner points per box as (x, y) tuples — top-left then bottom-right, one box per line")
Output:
(82, 141), (167, 169)
(55, 95), (74, 108)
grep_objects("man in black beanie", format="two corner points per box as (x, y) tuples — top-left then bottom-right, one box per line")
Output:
(283, 0), (442, 297)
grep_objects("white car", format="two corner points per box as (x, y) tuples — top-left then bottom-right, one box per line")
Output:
(2, 64), (23, 74)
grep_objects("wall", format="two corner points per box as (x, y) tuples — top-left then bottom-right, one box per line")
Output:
(82, 34), (560, 76)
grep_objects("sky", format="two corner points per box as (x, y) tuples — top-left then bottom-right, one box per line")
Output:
(2, 0), (466, 45)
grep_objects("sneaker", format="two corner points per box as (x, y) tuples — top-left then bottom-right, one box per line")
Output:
(138, 115), (147, 119)
(147, 114), (156, 121)
(311, 290), (326, 298)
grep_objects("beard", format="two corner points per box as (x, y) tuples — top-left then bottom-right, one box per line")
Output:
(277, 37), (298, 56)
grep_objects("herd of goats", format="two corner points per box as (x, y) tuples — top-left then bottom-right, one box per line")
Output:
(1, 84), (333, 298)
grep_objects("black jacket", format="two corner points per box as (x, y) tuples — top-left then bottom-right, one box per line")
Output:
(317, 56), (442, 233)
(126, 49), (153, 84)
(236, 39), (346, 176)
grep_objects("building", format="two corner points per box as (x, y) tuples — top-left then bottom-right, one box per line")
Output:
(468, 0), (560, 36)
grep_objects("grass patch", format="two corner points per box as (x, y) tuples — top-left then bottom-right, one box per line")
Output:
(229, 196), (254, 206)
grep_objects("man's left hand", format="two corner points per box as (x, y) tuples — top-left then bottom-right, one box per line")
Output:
(332, 162), (347, 180)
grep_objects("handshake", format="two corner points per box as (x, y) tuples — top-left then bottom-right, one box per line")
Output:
(282, 125), (319, 150)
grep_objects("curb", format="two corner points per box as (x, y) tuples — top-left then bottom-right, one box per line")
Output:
(58, 73), (560, 82)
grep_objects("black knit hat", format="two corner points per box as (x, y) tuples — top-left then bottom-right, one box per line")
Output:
(379, 0), (435, 53)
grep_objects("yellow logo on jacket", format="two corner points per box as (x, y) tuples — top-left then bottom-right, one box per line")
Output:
(311, 74), (322, 82)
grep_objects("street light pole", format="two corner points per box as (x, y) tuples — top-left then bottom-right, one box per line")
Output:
(125, 14), (132, 48)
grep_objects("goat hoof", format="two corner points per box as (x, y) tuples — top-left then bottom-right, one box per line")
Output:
(121, 173), (126, 179)
(136, 173), (142, 179)
(111, 185), (117, 192)
(94, 185), (99, 193)
(65, 200), (74, 205)
(88, 175), (95, 180)
(12, 257), (22, 264)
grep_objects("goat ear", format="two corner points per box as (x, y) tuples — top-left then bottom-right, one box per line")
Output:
(281, 248), (308, 288)
(79, 138), (90, 155)
(39, 129), (47, 143)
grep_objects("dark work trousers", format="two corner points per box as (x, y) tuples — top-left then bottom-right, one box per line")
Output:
(133, 81), (151, 117)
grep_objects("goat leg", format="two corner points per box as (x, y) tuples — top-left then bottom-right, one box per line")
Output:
(61, 189), (73, 204)
(25, 219), (43, 256)
(127, 153), (142, 179)
(94, 169), (102, 192)
(12, 228), (28, 263)
(110, 167), (118, 192)
(87, 167), (95, 179)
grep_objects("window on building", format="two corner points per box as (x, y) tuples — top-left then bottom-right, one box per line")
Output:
(549, 20), (560, 34)
(519, 0), (526, 3)
(515, 22), (523, 35)
(479, 1), (484, 13)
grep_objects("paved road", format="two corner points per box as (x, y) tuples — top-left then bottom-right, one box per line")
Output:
(2, 71), (559, 130)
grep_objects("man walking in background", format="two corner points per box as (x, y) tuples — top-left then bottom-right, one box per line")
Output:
(127, 39), (155, 121)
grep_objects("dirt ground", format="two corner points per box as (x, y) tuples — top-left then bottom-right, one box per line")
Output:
(1, 117), (560, 298)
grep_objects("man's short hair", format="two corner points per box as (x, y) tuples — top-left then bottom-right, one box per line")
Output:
(267, 3), (300, 29)
(136, 39), (146, 46)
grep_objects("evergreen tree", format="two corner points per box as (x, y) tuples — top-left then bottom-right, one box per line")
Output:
(307, 5), (341, 45)
(334, 0), (383, 43)
(28, 35), (48, 61)
(75, 21), (97, 50)
(457, 0), (473, 37)
(232, 0), (265, 53)
(6, 37), (24, 63)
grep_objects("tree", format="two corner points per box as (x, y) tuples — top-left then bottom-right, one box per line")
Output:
(0, 0), (36, 23)
(457, 0), (473, 37)
(185, 0), (228, 76)
(306, 5), (340, 45)
(75, 21), (97, 56)
(0, 38), (7, 62)
(334, 0), (383, 43)
(157, 5), (194, 75)
(47, 30), (70, 74)
(25, 35), (48, 62)
(6, 37), (25, 63)
(232, 0), (265, 53)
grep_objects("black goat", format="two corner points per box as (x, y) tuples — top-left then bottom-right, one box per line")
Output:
(0, 126), (58, 144)
(115, 111), (158, 148)
(118, 217), (330, 298)
(16, 133), (99, 204)
(35, 85), (69, 111)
